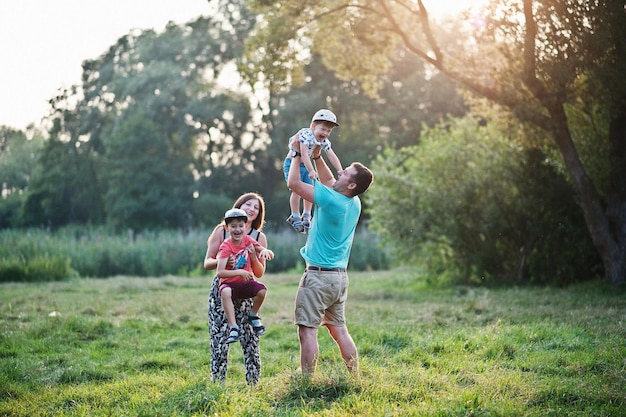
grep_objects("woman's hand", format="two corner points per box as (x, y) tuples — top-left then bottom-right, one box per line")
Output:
(258, 248), (274, 261)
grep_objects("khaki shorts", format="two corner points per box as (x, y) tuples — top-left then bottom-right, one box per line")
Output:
(294, 269), (349, 328)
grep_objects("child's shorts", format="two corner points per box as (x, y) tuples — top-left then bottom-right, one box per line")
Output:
(283, 157), (313, 185)
(219, 280), (266, 300)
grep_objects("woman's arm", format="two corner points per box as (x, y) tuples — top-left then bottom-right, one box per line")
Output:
(203, 225), (224, 270)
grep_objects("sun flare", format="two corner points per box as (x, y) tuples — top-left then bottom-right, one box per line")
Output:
(421, 0), (489, 18)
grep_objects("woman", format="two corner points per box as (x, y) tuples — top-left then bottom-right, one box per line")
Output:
(203, 192), (274, 384)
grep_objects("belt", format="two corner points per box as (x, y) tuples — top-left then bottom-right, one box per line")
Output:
(307, 266), (346, 272)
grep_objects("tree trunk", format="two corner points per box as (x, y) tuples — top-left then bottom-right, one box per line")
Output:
(549, 105), (625, 284)
(605, 112), (626, 283)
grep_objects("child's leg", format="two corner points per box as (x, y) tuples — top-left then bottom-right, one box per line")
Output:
(287, 193), (305, 233)
(302, 199), (312, 214)
(289, 192), (301, 216)
(250, 288), (267, 315)
(249, 289), (266, 336)
(221, 287), (237, 327)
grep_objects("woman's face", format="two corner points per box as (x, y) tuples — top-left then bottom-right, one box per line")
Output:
(239, 198), (260, 223)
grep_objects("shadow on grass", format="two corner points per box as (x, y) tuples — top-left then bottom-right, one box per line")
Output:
(274, 372), (359, 413)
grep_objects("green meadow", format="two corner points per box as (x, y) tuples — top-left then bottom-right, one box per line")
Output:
(1, 269), (625, 416)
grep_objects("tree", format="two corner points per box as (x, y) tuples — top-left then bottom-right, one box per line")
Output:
(0, 127), (44, 227)
(103, 110), (192, 229)
(367, 115), (600, 284)
(31, 16), (264, 228)
(244, 0), (626, 283)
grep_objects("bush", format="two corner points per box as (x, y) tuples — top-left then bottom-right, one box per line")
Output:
(0, 255), (75, 283)
(0, 226), (390, 279)
(366, 116), (601, 285)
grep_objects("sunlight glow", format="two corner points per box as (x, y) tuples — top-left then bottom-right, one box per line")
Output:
(421, 0), (489, 19)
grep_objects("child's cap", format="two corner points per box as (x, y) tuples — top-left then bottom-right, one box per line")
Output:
(224, 208), (248, 222)
(312, 109), (339, 126)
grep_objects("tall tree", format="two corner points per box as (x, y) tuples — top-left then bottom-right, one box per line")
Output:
(0, 127), (44, 227)
(244, 0), (626, 283)
(104, 110), (191, 229)
(30, 15), (264, 228)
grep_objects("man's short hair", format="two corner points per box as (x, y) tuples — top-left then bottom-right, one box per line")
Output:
(350, 163), (374, 196)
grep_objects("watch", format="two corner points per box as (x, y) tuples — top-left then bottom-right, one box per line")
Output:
(291, 150), (301, 157)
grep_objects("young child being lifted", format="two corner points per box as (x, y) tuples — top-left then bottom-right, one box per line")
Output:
(283, 109), (343, 233)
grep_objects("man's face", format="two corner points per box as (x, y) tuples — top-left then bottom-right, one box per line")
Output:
(333, 165), (356, 194)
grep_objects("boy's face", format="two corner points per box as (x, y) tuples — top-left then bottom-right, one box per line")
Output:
(311, 121), (335, 141)
(225, 218), (246, 241)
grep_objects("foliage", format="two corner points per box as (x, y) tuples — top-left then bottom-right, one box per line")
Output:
(0, 255), (75, 283)
(0, 127), (45, 227)
(366, 116), (600, 284)
(1, 272), (624, 415)
(0, 227), (389, 281)
(21, 16), (260, 229)
(243, 0), (626, 283)
(103, 111), (193, 229)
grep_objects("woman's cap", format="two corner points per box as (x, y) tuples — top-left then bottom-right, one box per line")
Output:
(312, 109), (339, 126)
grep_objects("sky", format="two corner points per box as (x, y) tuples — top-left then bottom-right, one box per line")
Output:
(0, 0), (483, 131)
(0, 0), (210, 130)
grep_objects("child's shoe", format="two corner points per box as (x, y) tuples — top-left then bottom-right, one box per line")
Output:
(225, 326), (240, 344)
(286, 215), (305, 234)
(248, 313), (266, 336)
(302, 214), (311, 231)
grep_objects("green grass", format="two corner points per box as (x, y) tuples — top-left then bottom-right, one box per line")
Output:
(1, 269), (625, 416)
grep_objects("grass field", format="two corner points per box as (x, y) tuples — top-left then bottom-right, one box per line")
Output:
(1, 269), (625, 416)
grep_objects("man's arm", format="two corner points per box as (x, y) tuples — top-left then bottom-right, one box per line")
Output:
(288, 154), (315, 203)
(311, 149), (336, 188)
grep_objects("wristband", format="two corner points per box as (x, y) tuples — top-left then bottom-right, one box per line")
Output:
(312, 155), (321, 160)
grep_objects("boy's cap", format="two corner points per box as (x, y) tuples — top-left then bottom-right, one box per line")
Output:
(312, 109), (339, 126)
(224, 208), (248, 221)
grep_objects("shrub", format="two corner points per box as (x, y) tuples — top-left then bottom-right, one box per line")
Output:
(0, 255), (74, 283)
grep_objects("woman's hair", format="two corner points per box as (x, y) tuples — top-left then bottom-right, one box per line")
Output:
(233, 192), (266, 231)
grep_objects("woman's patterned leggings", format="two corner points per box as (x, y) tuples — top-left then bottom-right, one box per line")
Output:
(208, 275), (261, 384)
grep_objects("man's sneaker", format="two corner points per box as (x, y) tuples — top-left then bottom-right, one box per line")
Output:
(225, 327), (240, 344)
(286, 215), (305, 234)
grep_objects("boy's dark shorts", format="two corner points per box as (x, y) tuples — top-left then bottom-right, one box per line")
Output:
(219, 280), (266, 300)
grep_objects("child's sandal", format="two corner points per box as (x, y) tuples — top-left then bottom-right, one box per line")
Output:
(248, 314), (266, 336)
(225, 327), (240, 344)
(286, 215), (305, 234)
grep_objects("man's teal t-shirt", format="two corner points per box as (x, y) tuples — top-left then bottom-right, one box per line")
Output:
(300, 180), (361, 269)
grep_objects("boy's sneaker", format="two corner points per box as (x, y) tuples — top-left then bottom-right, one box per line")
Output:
(225, 327), (240, 344)
(286, 215), (305, 234)
(302, 214), (311, 231)
(248, 314), (266, 336)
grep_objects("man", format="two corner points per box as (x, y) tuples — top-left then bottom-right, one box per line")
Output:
(287, 145), (374, 376)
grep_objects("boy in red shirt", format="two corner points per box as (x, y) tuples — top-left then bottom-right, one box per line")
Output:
(217, 208), (272, 343)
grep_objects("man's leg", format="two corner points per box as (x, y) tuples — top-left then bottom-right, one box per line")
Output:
(298, 325), (319, 375)
(327, 324), (359, 376)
